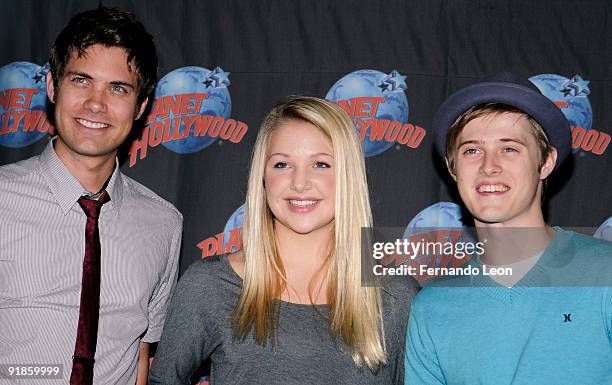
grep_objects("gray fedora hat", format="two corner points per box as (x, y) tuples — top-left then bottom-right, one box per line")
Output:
(432, 72), (571, 170)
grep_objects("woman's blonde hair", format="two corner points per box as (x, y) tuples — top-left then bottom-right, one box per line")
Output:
(232, 96), (386, 371)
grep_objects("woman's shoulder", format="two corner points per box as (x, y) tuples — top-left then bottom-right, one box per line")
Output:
(177, 253), (242, 294)
(380, 276), (420, 309)
(181, 254), (225, 278)
(378, 276), (419, 344)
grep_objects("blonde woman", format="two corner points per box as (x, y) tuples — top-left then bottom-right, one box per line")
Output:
(150, 96), (417, 384)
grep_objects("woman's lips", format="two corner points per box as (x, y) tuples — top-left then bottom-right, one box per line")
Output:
(287, 199), (321, 213)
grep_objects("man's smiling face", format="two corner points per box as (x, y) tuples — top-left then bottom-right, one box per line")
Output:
(47, 44), (147, 163)
(449, 112), (555, 227)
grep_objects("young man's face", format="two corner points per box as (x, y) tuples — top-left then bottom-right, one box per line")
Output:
(448, 112), (556, 227)
(46, 44), (147, 163)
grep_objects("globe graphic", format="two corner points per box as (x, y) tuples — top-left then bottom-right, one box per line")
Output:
(154, 67), (231, 154)
(529, 74), (592, 133)
(326, 69), (409, 157)
(594, 217), (612, 242)
(402, 202), (474, 267)
(0, 62), (49, 148)
(404, 202), (466, 236)
(222, 204), (244, 252)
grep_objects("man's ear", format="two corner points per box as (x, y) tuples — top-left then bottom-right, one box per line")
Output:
(46, 72), (56, 103)
(445, 157), (457, 181)
(135, 97), (148, 120)
(539, 147), (557, 180)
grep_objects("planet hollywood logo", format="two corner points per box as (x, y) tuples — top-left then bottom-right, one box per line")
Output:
(0, 62), (54, 148)
(129, 66), (248, 166)
(385, 202), (471, 283)
(530, 74), (609, 155)
(197, 204), (244, 258)
(326, 69), (425, 157)
(594, 217), (612, 242)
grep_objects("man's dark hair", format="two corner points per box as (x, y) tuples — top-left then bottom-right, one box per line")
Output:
(49, 7), (157, 105)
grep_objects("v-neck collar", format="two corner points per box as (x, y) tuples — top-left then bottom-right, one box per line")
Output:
(468, 227), (573, 305)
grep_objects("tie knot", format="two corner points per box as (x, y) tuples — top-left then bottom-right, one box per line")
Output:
(78, 191), (110, 219)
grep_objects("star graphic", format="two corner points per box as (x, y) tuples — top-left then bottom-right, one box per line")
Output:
(33, 63), (50, 84)
(561, 74), (590, 97)
(561, 87), (574, 97)
(378, 82), (391, 92)
(378, 70), (407, 92)
(202, 66), (231, 88)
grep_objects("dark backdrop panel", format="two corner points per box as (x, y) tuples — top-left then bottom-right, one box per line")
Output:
(1, 0), (610, 275)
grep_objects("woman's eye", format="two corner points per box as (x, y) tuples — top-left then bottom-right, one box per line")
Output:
(272, 162), (288, 168)
(314, 161), (331, 168)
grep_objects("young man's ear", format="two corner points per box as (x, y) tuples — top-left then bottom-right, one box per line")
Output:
(539, 147), (557, 180)
(445, 157), (457, 181)
(135, 97), (148, 120)
(46, 72), (56, 103)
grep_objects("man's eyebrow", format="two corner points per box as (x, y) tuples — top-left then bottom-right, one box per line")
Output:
(65, 71), (92, 79)
(457, 138), (527, 147)
(457, 139), (481, 148)
(109, 81), (136, 90)
(499, 138), (527, 146)
(64, 71), (136, 90)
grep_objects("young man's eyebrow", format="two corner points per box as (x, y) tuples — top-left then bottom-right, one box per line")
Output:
(64, 70), (92, 79)
(64, 71), (136, 89)
(109, 80), (136, 90)
(457, 138), (527, 147)
(457, 139), (481, 148)
(499, 138), (527, 146)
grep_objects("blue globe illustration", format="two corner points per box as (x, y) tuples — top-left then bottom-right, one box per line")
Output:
(223, 204), (244, 252)
(403, 202), (474, 268)
(0, 62), (49, 148)
(594, 217), (612, 242)
(154, 67), (231, 154)
(530, 74), (592, 133)
(326, 69), (409, 157)
(403, 202), (466, 237)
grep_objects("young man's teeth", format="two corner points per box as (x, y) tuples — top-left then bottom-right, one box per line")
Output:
(289, 200), (317, 206)
(479, 184), (509, 193)
(77, 118), (108, 129)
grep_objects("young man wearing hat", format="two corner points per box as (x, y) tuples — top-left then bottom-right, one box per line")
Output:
(404, 73), (612, 384)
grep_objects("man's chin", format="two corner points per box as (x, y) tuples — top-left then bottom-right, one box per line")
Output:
(58, 142), (118, 160)
(472, 211), (508, 226)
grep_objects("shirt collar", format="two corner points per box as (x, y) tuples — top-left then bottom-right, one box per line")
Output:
(468, 227), (574, 291)
(39, 139), (124, 215)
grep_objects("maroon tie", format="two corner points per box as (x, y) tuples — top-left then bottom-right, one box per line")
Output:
(70, 191), (110, 385)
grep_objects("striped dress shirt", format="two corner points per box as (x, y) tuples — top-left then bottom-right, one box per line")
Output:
(0, 140), (183, 385)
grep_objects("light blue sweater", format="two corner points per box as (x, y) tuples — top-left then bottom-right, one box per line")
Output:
(404, 228), (612, 385)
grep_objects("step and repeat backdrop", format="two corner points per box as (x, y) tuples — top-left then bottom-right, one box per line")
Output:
(1, 0), (611, 275)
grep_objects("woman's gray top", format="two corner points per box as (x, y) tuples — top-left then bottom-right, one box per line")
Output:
(149, 254), (418, 384)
